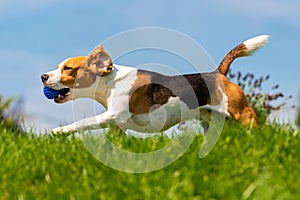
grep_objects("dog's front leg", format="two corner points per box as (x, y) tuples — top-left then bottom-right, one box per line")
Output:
(51, 111), (117, 134)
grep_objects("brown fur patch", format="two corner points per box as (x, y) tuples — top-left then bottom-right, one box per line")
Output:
(60, 56), (87, 88)
(129, 72), (153, 114)
(221, 75), (257, 125)
(218, 43), (248, 76)
(59, 56), (101, 88)
(84, 45), (113, 76)
(59, 45), (114, 88)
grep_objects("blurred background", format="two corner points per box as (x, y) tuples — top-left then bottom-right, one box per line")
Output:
(0, 0), (299, 132)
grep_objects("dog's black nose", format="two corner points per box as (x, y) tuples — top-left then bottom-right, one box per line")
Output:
(41, 74), (49, 82)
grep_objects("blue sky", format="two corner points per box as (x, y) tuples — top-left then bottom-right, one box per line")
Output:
(0, 0), (299, 131)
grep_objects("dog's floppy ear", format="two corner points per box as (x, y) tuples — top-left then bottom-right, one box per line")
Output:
(84, 45), (113, 76)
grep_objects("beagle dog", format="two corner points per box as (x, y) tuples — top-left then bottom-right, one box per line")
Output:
(41, 35), (269, 134)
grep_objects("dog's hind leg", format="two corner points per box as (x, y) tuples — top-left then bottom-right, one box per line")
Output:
(240, 106), (257, 126)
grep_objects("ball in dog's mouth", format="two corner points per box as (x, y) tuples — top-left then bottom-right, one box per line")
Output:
(54, 88), (70, 103)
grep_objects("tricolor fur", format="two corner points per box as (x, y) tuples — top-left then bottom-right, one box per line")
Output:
(41, 35), (269, 134)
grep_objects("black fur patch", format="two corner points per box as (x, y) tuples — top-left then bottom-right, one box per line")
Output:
(137, 69), (220, 109)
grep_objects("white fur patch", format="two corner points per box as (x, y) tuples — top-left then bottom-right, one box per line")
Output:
(44, 68), (65, 90)
(243, 35), (269, 55)
(126, 97), (194, 133)
(198, 86), (230, 116)
(106, 64), (138, 123)
(44, 58), (71, 90)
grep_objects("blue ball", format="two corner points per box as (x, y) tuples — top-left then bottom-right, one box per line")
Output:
(43, 87), (61, 99)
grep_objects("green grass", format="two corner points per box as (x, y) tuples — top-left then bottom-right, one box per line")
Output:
(0, 122), (299, 200)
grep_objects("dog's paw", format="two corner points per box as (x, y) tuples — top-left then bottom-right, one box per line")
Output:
(51, 127), (64, 135)
(50, 125), (76, 135)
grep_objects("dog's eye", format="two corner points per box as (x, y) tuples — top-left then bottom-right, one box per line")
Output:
(64, 66), (73, 70)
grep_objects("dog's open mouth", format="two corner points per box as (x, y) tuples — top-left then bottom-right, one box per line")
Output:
(54, 88), (70, 103)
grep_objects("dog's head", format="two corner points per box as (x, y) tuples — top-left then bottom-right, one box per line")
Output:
(41, 45), (113, 103)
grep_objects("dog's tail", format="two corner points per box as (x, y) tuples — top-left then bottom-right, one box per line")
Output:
(217, 35), (269, 76)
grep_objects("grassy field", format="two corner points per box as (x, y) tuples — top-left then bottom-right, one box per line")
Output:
(0, 122), (299, 200)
